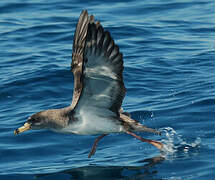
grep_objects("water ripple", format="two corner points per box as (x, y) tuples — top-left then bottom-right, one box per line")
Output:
(1, 0), (215, 179)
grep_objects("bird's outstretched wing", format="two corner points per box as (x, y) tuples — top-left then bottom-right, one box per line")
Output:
(71, 10), (126, 115)
(71, 10), (93, 108)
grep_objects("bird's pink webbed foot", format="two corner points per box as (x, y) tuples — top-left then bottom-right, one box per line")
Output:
(126, 131), (163, 150)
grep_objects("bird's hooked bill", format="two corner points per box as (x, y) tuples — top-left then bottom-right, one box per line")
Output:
(14, 122), (31, 135)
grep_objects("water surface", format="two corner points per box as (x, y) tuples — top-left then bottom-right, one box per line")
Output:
(1, 0), (215, 179)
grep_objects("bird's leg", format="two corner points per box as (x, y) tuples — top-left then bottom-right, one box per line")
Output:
(88, 134), (107, 158)
(126, 131), (163, 150)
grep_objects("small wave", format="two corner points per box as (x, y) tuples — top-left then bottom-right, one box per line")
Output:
(159, 127), (201, 160)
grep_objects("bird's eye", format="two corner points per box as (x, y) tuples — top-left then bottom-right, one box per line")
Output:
(28, 117), (41, 125)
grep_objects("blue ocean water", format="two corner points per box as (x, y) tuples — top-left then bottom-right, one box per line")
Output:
(1, 0), (215, 179)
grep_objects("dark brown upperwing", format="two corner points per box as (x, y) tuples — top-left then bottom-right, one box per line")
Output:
(71, 10), (98, 108)
(74, 20), (126, 115)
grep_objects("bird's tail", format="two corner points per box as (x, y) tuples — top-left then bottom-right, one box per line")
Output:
(120, 113), (161, 135)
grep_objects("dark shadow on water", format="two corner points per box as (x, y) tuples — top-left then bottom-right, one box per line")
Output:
(36, 156), (165, 180)
(34, 127), (202, 180)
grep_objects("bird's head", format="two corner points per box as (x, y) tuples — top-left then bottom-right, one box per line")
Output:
(14, 108), (71, 135)
(14, 111), (49, 135)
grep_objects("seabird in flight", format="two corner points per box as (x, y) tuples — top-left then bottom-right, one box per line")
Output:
(14, 10), (163, 158)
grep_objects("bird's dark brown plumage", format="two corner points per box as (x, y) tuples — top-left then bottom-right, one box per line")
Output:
(14, 10), (163, 158)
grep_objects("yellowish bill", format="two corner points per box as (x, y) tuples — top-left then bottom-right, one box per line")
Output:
(14, 122), (31, 135)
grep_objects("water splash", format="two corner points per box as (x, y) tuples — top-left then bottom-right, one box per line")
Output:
(160, 127), (178, 155)
(159, 127), (201, 160)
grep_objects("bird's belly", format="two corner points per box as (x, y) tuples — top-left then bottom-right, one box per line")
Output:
(60, 113), (124, 135)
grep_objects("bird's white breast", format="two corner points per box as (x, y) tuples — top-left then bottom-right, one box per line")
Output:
(59, 107), (123, 135)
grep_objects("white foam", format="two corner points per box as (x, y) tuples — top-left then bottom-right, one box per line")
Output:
(158, 127), (201, 160)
